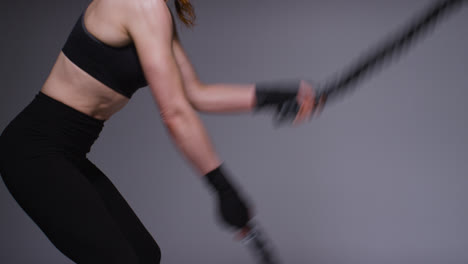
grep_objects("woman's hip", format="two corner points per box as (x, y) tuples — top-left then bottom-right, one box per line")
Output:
(0, 91), (106, 160)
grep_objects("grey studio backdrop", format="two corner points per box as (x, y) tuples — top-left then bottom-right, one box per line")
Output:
(0, 0), (467, 263)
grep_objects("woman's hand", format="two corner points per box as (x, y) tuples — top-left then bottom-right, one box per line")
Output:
(293, 80), (327, 126)
(216, 187), (252, 229)
(204, 165), (253, 230)
(254, 79), (328, 126)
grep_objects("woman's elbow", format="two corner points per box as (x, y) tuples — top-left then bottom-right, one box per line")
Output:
(159, 99), (192, 125)
(185, 81), (205, 111)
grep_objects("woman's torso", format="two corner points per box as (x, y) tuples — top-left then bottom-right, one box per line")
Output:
(41, 0), (155, 121)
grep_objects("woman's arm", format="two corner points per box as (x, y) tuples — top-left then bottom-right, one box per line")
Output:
(172, 22), (324, 120)
(174, 36), (323, 123)
(126, 1), (252, 232)
(171, 15), (256, 113)
(188, 81), (257, 113)
(170, 9), (325, 123)
(125, 0), (221, 175)
(174, 36), (257, 113)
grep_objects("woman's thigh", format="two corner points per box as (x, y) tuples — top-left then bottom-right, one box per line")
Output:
(0, 154), (161, 264)
(74, 156), (162, 263)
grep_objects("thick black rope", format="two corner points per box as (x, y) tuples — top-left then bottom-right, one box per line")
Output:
(256, 0), (466, 262)
(247, 0), (465, 262)
(241, 222), (281, 264)
(314, 0), (466, 108)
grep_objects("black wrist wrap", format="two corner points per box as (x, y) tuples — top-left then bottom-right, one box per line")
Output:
(204, 165), (235, 194)
(254, 80), (300, 110)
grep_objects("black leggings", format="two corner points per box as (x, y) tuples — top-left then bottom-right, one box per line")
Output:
(0, 91), (161, 263)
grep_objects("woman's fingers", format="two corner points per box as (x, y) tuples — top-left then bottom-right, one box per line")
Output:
(296, 94), (327, 124)
(294, 80), (319, 125)
(293, 97), (311, 125)
(294, 80), (330, 125)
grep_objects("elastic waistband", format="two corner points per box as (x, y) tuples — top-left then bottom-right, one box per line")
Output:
(36, 91), (106, 126)
(1, 91), (107, 157)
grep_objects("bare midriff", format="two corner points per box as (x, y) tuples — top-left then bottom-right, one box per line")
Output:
(40, 52), (131, 121)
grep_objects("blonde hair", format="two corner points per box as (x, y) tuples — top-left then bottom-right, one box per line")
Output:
(174, 0), (196, 27)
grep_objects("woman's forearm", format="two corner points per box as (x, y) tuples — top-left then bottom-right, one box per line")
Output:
(190, 83), (256, 113)
(164, 103), (223, 176)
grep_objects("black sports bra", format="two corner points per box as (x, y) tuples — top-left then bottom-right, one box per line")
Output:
(62, 12), (147, 99)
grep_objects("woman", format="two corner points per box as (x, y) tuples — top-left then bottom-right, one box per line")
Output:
(0, 0), (327, 263)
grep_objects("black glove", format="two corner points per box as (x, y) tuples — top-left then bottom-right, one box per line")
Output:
(204, 164), (251, 229)
(254, 79), (327, 125)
